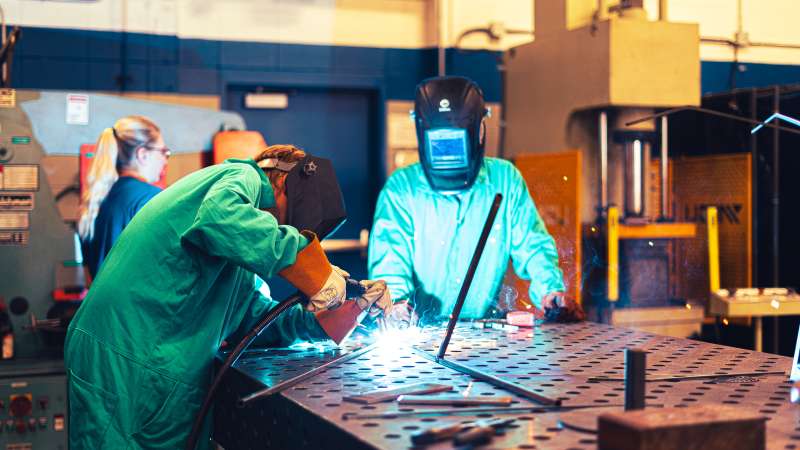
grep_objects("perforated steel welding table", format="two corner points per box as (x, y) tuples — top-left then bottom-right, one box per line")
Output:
(214, 322), (797, 449)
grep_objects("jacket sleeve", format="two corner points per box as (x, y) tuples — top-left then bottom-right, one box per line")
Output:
(368, 174), (416, 301)
(507, 166), (566, 308)
(230, 277), (328, 347)
(180, 165), (307, 281)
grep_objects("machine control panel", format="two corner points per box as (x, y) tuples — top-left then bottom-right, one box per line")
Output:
(0, 371), (67, 449)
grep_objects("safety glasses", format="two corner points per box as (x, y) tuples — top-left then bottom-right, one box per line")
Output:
(144, 145), (172, 158)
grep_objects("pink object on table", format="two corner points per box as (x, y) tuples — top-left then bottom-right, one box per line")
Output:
(506, 311), (535, 327)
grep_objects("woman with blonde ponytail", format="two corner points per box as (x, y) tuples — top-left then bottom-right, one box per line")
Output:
(78, 115), (170, 277)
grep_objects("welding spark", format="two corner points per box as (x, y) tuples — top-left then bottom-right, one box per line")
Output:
(374, 325), (424, 350)
(462, 381), (474, 396)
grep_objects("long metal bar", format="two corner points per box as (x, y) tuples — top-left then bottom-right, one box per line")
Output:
(589, 370), (786, 382)
(413, 347), (561, 406)
(660, 115), (669, 218)
(751, 89), (759, 288)
(437, 193), (503, 359)
(238, 343), (378, 406)
(341, 403), (619, 421)
(750, 112), (800, 135)
(625, 106), (800, 136)
(600, 110), (609, 212)
(772, 88), (781, 355)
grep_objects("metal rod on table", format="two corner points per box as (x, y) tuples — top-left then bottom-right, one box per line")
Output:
(342, 403), (622, 421)
(238, 343), (378, 406)
(589, 370), (786, 382)
(413, 347), (560, 406)
(436, 193), (503, 359)
(624, 348), (646, 410)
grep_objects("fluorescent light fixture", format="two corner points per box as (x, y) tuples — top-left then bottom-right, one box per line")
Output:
(245, 92), (288, 110)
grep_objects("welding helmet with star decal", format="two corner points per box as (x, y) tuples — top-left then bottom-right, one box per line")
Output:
(258, 154), (346, 239)
(413, 76), (488, 193)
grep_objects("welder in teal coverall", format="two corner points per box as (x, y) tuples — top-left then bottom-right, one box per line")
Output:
(66, 145), (393, 449)
(369, 76), (584, 322)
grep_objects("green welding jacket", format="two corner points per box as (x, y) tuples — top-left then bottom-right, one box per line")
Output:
(368, 157), (565, 319)
(65, 159), (327, 450)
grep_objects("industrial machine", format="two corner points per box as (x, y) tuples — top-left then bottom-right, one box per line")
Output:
(503, 0), (727, 335)
(0, 89), (244, 447)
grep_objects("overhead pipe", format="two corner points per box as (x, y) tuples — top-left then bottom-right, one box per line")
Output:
(700, 0), (800, 51)
(436, 0), (446, 76)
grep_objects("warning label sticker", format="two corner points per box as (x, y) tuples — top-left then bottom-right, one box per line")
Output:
(0, 89), (15, 108)
(0, 231), (28, 246)
(0, 165), (38, 191)
(0, 212), (29, 230)
(0, 193), (34, 210)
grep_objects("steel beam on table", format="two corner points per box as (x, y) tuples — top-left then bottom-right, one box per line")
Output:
(411, 347), (561, 406)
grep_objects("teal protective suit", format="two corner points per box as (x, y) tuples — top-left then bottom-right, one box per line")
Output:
(368, 157), (564, 319)
(65, 159), (327, 449)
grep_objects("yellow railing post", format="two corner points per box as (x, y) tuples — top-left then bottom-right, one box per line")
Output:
(707, 206), (720, 293)
(607, 207), (619, 302)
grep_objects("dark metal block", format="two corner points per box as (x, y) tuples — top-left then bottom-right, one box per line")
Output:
(598, 405), (766, 450)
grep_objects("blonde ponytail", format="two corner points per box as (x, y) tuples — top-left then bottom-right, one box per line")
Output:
(78, 127), (120, 240)
(78, 115), (162, 240)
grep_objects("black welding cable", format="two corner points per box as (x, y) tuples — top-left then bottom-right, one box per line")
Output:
(185, 292), (304, 450)
(437, 193), (503, 359)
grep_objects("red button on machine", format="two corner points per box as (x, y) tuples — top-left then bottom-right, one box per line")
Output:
(53, 414), (64, 432)
(9, 395), (32, 417)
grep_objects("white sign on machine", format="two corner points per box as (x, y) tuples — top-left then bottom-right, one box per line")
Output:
(66, 93), (90, 125)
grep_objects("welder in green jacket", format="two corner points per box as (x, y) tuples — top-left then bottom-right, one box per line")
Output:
(65, 145), (392, 449)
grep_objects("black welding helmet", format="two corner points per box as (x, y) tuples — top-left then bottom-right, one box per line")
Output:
(258, 154), (347, 240)
(413, 76), (488, 193)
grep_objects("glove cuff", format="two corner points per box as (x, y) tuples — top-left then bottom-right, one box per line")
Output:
(314, 301), (363, 344)
(279, 231), (333, 298)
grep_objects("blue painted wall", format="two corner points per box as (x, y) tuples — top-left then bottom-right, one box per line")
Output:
(8, 26), (800, 101)
(10, 26), (502, 101)
(700, 61), (800, 95)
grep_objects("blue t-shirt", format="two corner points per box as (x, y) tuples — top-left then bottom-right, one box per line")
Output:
(82, 176), (161, 278)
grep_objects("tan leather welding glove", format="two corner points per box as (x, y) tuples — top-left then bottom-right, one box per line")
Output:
(279, 231), (347, 312)
(355, 280), (392, 317)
